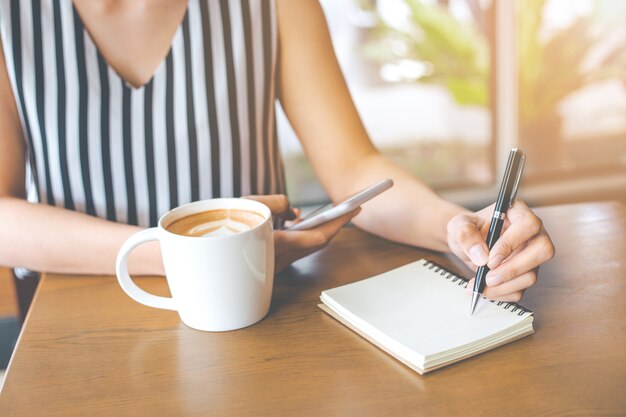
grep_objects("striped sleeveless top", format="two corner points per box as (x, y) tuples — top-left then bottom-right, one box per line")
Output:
(0, 0), (285, 228)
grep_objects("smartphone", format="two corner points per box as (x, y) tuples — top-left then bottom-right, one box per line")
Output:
(287, 179), (393, 231)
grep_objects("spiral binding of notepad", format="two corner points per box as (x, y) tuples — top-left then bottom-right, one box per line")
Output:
(422, 260), (532, 316)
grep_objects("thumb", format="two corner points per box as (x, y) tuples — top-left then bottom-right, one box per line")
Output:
(242, 194), (296, 220)
(448, 214), (489, 267)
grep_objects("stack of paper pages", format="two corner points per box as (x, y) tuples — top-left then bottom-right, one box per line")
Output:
(319, 259), (534, 374)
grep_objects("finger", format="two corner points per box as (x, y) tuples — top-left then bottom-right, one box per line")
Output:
(483, 270), (537, 299)
(487, 200), (542, 269)
(466, 277), (526, 303)
(448, 243), (478, 273)
(243, 194), (296, 220)
(463, 259), (479, 273)
(274, 234), (319, 272)
(275, 208), (360, 252)
(283, 208), (303, 228)
(473, 203), (499, 235)
(484, 290), (525, 303)
(275, 229), (327, 253)
(448, 214), (489, 266)
(485, 232), (555, 286)
(273, 209), (360, 272)
(274, 240), (315, 273)
(314, 207), (361, 241)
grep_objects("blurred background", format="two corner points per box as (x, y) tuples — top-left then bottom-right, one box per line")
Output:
(1, 0), (625, 387)
(278, 0), (626, 209)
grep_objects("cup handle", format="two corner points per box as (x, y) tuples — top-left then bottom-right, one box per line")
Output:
(115, 228), (177, 311)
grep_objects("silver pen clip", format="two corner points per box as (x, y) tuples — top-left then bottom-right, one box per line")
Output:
(509, 154), (525, 208)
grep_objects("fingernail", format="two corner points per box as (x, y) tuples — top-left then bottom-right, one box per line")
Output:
(469, 244), (488, 266)
(486, 274), (502, 286)
(489, 254), (505, 269)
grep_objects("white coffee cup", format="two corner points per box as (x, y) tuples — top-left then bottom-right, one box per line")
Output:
(115, 198), (274, 331)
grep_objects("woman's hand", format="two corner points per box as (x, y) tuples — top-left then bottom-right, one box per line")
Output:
(244, 195), (360, 273)
(447, 200), (555, 302)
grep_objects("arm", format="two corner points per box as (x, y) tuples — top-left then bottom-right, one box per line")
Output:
(275, 0), (465, 252)
(276, 0), (555, 301)
(0, 39), (161, 276)
(0, 36), (346, 276)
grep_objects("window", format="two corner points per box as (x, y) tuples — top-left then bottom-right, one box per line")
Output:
(517, 0), (626, 181)
(278, 0), (495, 205)
(277, 0), (626, 207)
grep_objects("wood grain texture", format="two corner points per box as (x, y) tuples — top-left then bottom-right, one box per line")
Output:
(0, 268), (17, 318)
(0, 202), (625, 417)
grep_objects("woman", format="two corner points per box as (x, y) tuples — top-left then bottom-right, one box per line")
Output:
(0, 0), (554, 302)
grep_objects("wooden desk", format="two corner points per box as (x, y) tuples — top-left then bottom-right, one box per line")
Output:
(1, 202), (625, 416)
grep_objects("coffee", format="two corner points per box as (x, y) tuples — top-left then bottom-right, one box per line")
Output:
(117, 197), (274, 331)
(167, 209), (264, 237)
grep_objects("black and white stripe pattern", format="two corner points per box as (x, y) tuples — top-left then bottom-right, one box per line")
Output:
(0, 0), (285, 227)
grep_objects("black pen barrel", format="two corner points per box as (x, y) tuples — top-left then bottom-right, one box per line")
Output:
(473, 216), (504, 293)
(471, 148), (525, 312)
(473, 265), (489, 293)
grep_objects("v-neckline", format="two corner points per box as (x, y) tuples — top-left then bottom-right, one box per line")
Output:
(71, 0), (191, 91)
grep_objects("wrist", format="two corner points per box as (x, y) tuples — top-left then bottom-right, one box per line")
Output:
(430, 200), (470, 252)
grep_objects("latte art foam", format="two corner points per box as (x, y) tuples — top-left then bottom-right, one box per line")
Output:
(188, 218), (254, 237)
(166, 208), (265, 238)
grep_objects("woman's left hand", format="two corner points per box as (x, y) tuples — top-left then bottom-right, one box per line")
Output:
(244, 195), (360, 273)
(447, 200), (555, 302)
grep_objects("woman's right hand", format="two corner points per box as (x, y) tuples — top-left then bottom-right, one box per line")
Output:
(244, 195), (360, 273)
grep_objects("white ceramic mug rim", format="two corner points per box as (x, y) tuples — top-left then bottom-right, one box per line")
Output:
(157, 198), (272, 240)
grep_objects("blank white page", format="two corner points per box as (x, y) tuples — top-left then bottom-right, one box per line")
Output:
(321, 259), (533, 357)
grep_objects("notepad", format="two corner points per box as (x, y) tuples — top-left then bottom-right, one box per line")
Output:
(319, 259), (534, 374)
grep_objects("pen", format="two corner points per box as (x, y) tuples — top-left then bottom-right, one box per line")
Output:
(470, 148), (526, 315)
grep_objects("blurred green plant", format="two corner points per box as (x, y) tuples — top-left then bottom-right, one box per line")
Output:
(362, 0), (626, 129)
(518, 0), (626, 129)
(362, 0), (488, 106)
